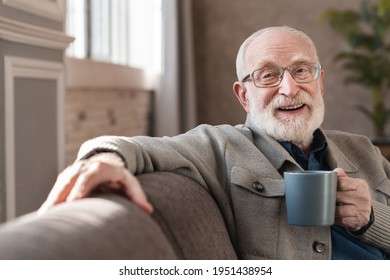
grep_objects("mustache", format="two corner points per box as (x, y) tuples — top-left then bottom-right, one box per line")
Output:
(268, 91), (313, 110)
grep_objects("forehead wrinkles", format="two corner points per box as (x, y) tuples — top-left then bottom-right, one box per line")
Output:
(245, 40), (315, 70)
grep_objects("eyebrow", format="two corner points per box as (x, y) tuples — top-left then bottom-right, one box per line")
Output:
(291, 53), (313, 63)
(254, 60), (275, 69)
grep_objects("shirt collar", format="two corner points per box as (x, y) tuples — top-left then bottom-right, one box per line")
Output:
(279, 129), (329, 170)
(279, 129), (327, 154)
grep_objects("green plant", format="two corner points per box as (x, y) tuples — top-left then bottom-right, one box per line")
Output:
(321, 0), (390, 138)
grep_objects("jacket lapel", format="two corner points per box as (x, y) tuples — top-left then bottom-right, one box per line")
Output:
(247, 125), (303, 175)
(323, 131), (359, 176)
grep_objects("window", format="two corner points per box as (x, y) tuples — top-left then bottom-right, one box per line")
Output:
(66, 0), (162, 73)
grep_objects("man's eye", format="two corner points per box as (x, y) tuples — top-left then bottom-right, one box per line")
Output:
(294, 65), (310, 74)
(260, 70), (278, 79)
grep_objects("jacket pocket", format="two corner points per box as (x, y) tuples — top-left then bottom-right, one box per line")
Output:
(231, 166), (285, 197)
(229, 166), (285, 259)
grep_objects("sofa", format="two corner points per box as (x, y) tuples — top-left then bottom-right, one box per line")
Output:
(0, 172), (238, 259)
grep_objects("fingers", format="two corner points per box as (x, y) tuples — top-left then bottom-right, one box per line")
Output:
(333, 168), (372, 231)
(38, 153), (154, 215)
(38, 161), (85, 214)
(66, 159), (154, 214)
(121, 172), (154, 214)
(66, 159), (123, 201)
(333, 167), (346, 178)
(334, 204), (371, 231)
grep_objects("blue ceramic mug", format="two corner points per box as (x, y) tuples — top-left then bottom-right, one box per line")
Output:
(284, 171), (337, 226)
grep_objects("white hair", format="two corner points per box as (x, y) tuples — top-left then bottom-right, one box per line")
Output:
(235, 26), (320, 81)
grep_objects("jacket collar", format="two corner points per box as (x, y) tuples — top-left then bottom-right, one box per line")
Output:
(244, 117), (302, 174)
(323, 132), (358, 175)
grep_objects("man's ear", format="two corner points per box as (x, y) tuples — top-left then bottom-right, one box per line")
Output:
(233, 81), (250, 113)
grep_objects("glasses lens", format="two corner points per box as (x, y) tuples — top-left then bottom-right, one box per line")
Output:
(291, 63), (319, 83)
(253, 67), (281, 87)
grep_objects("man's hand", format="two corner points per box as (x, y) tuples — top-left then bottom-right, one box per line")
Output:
(334, 168), (371, 232)
(38, 153), (154, 215)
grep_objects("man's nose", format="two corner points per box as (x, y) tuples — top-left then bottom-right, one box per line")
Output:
(278, 71), (299, 97)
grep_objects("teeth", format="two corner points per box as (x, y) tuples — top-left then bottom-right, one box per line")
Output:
(280, 104), (304, 110)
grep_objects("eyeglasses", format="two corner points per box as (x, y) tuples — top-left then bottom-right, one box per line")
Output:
(241, 63), (321, 88)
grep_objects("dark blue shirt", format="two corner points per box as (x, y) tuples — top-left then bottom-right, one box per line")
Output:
(280, 129), (387, 260)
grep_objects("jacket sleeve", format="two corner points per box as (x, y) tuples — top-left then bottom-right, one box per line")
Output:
(76, 124), (230, 190)
(359, 149), (390, 254)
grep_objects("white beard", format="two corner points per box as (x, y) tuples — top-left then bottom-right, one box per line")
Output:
(248, 90), (325, 149)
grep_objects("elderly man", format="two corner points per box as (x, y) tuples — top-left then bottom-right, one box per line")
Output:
(40, 26), (390, 259)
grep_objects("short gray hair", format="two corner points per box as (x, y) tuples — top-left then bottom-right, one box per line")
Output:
(235, 26), (319, 81)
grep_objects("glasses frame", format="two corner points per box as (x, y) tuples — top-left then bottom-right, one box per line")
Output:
(241, 62), (322, 88)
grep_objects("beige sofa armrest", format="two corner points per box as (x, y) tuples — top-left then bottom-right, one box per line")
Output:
(0, 172), (237, 260)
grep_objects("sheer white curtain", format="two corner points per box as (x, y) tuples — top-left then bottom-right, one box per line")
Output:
(155, 0), (197, 136)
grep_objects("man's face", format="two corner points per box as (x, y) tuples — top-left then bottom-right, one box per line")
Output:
(238, 30), (325, 148)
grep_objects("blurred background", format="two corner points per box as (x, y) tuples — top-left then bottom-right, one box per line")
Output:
(0, 0), (388, 220)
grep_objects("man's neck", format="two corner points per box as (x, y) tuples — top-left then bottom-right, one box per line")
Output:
(292, 138), (313, 159)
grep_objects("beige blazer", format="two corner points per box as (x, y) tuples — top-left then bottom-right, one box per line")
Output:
(78, 121), (390, 259)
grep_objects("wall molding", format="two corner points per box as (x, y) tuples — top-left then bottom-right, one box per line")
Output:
(4, 56), (65, 220)
(2, 0), (65, 22)
(0, 16), (73, 50)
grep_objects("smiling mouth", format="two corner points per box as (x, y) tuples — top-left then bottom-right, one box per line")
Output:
(278, 104), (305, 111)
